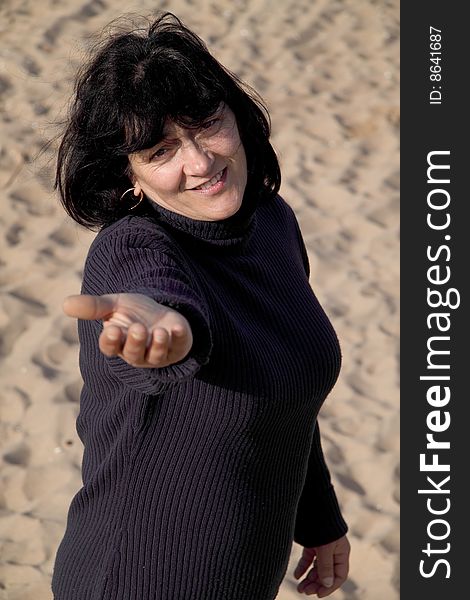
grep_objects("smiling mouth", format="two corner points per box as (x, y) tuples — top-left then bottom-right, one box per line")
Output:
(191, 168), (226, 191)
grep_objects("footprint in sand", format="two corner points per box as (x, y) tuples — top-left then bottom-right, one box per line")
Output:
(3, 441), (31, 467)
(0, 74), (12, 96)
(8, 285), (48, 317)
(21, 54), (42, 77)
(0, 386), (31, 425)
(35, 222), (83, 267)
(336, 471), (367, 497)
(60, 318), (79, 345)
(49, 221), (79, 247)
(9, 183), (55, 217)
(5, 222), (26, 246)
(31, 315), (80, 380)
(31, 341), (69, 380)
(380, 525), (399, 554)
(60, 379), (83, 404)
(0, 296), (29, 358)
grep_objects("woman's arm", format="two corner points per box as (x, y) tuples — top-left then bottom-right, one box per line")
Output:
(293, 421), (348, 548)
(293, 422), (350, 597)
(72, 217), (212, 393)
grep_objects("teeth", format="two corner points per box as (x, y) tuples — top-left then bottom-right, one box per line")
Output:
(193, 169), (224, 190)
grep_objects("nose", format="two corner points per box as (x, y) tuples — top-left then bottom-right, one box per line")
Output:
(181, 139), (214, 176)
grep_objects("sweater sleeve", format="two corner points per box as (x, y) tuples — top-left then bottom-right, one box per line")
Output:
(81, 217), (213, 394)
(294, 421), (348, 547)
(287, 205), (348, 546)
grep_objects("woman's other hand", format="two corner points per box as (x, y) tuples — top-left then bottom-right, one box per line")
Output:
(294, 535), (350, 597)
(63, 293), (193, 368)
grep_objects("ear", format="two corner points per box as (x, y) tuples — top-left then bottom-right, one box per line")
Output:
(133, 181), (142, 196)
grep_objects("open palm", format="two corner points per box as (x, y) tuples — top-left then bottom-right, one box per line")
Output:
(63, 293), (193, 368)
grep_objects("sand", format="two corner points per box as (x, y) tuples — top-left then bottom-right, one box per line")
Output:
(0, 0), (399, 598)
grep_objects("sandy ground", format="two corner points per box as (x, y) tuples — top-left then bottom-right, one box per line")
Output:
(0, 0), (399, 598)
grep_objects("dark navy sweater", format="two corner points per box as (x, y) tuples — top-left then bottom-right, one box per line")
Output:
(52, 193), (348, 600)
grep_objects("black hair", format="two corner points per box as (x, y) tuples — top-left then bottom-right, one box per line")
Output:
(55, 12), (281, 230)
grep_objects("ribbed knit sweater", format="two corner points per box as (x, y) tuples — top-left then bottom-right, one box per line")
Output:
(51, 192), (348, 600)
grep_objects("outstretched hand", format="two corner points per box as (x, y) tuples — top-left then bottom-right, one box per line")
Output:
(63, 293), (193, 368)
(294, 535), (350, 597)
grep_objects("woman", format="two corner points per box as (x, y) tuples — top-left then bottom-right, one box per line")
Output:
(52, 12), (350, 600)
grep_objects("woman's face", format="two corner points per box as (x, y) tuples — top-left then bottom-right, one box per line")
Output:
(128, 104), (248, 221)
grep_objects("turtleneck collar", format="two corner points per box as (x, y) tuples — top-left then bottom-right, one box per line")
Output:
(143, 192), (260, 249)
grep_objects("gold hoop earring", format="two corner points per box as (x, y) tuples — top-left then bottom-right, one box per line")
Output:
(120, 187), (144, 210)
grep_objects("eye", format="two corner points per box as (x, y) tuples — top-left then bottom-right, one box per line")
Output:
(201, 118), (218, 130)
(149, 146), (168, 160)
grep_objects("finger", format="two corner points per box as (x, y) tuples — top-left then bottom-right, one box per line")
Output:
(171, 325), (192, 362)
(333, 554), (350, 581)
(99, 324), (124, 356)
(303, 582), (321, 596)
(315, 545), (335, 590)
(314, 548), (350, 598)
(63, 294), (118, 321)
(170, 324), (186, 342)
(301, 574), (338, 599)
(317, 541), (350, 597)
(316, 567), (348, 598)
(146, 328), (170, 366)
(297, 565), (319, 594)
(317, 579), (342, 598)
(294, 551), (316, 580)
(121, 323), (150, 365)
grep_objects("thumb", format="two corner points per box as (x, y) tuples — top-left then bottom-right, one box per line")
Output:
(63, 294), (118, 321)
(315, 545), (335, 588)
(294, 547), (315, 579)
